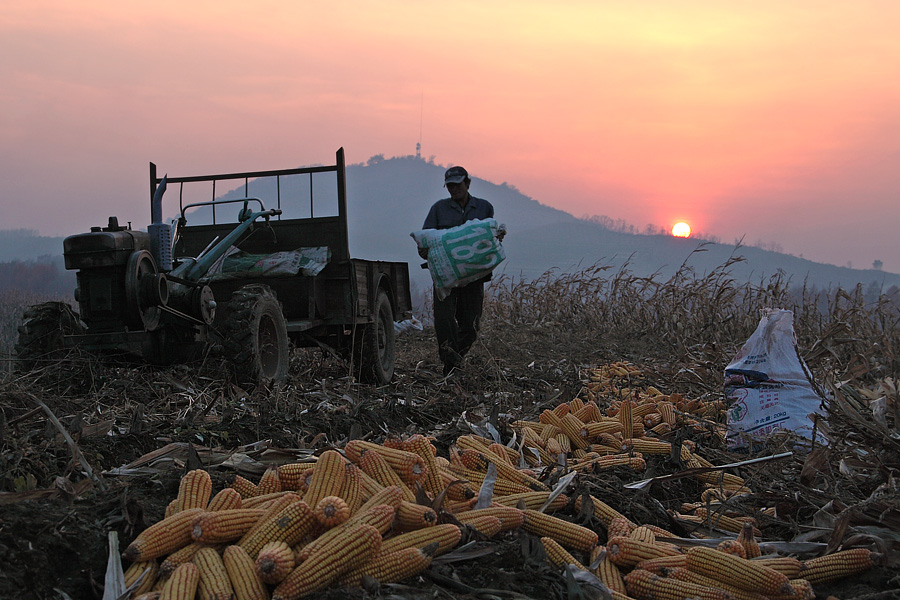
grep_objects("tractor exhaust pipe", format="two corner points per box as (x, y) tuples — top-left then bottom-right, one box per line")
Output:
(148, 175), (173, 271)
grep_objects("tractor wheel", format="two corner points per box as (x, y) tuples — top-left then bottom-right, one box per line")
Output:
(14, 302), (84, 371)
(356, 289), (396, 384)
(222, 284), (289, 385)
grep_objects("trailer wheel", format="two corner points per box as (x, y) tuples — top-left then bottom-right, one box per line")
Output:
(14, 302), (84, 371)
(358, 289), (396, 384)
(223, 284), (289, 385)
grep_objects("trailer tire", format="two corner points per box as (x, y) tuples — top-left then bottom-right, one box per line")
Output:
(223, 284), (289, 385)
(358, 288), (396, 384)
(14, 302), (84, 371)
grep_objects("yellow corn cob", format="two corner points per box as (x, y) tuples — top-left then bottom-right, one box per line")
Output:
(553, 432), (572, 454)
(559, 414), (589, 449)
(459, 449), (549, 492)
(344, 440), (425, 484)
(191, 509), (266, 544)
(271, 523), (382, 600)
(649, 422), (672, 436)
(580, 420), (626, 442)
(164, 499), (181, 519)
(123, 508), (205, 562)
(717, 539), (747, 558)
(133, 593), (162, 600)
(222, 545), (269, 600)
(276, 462), (315, 491)
(176, 469), (212, 512)
(634, 553), (688, 574)
(193, 546), (235, 600)
(383, 436), (406, 451)
(487, 442), (516, 466)
(356, 485), (404, 513)
(590, 548), (627, 594)
(800, 548), (878, 584)
(159, 542), (220, 579)
(437, 466), (477, 501)
(537, 424), (561, 443)
(568, 396), (585, 411)
(314, 495), (350, 528)
(158, 562), (200, 600)
(685, 546), (793, 596)
(694, 508), (760, 536)
(622, 438), (672, 455)
(642, 413), (662, 429)
(442, 498), (477, 513)
(493, 491), (568, 512)
(455, 506), (525, 531)
(776, 578), (815, 600)
(522, 509), (598, 553)
(356, 465), (387, 499)
(402, 435), (445, 498)
(455, 434), (494, 453)
(749, 556), (802, 578)
(124, 560), (158, 595)
(541, 536), (586, 570)
(238, 500), (315, 559)
(545, 437), (564, 457)
(294, 503), (396, 563)
(396, 500), (438, 530)
(336, 545), (434, 587)
(340, 462), (363, 514)
(231, 475), (260, 499)
(237, 493), (302, 548)
(607, 516), (636, 539)
(207, 487), (243, 512)
(606, 536), (681, 569)
(664, 566), (768, 600)
(241, 491), (294, 510)
(458, 514), (503, 537)
(379, 523), (462, 556)
(625, 568), (733, 600)
(574, 454), (646, 473)
(693, 470), (746, 488)
(573, 401), (603, 423)
(448, 466), (535, 496)
(358, 448), (417, 503)
(573, 494), (633, 528)
(518, 425), (546, 448)
(629, 526), (657, 544)
(255, 540), (295, 585)
(618, 401), (633, 440)
(257, 467), (283, 496)
(303, 450), (346, 510)
(631, 402), (658, 419)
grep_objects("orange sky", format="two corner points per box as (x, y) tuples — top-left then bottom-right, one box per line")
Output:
(2, 1), (899, 271)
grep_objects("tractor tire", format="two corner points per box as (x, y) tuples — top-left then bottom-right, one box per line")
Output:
(222, 284), (289, 385)
(14, 301), (84, 371)
(356, 289), (396, 385)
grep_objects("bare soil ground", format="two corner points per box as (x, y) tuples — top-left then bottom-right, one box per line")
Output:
(1, 323), (898, 600)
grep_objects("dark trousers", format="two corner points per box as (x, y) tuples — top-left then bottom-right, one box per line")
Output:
(434, 281), (484, 371)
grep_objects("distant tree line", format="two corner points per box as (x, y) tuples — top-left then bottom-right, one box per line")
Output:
(0, 256), (75, 296)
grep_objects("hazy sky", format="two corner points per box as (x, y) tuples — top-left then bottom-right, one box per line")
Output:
(2, 1), (899, 270)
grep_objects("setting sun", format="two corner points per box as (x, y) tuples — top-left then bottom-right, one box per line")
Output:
(672, 222), (692, 238)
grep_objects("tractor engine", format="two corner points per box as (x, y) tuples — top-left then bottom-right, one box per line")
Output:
(63, 217), (169, 333)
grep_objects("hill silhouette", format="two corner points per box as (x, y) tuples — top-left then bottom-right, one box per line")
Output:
(2, 154), (898, 296)
(343, 155), (899, 293)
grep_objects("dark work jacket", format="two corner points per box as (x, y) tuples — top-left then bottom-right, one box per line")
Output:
(422, 194), (497, 284)
(422, 195), (495, 230)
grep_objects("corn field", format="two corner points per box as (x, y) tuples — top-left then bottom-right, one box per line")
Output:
(484, 254), (900, 385)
